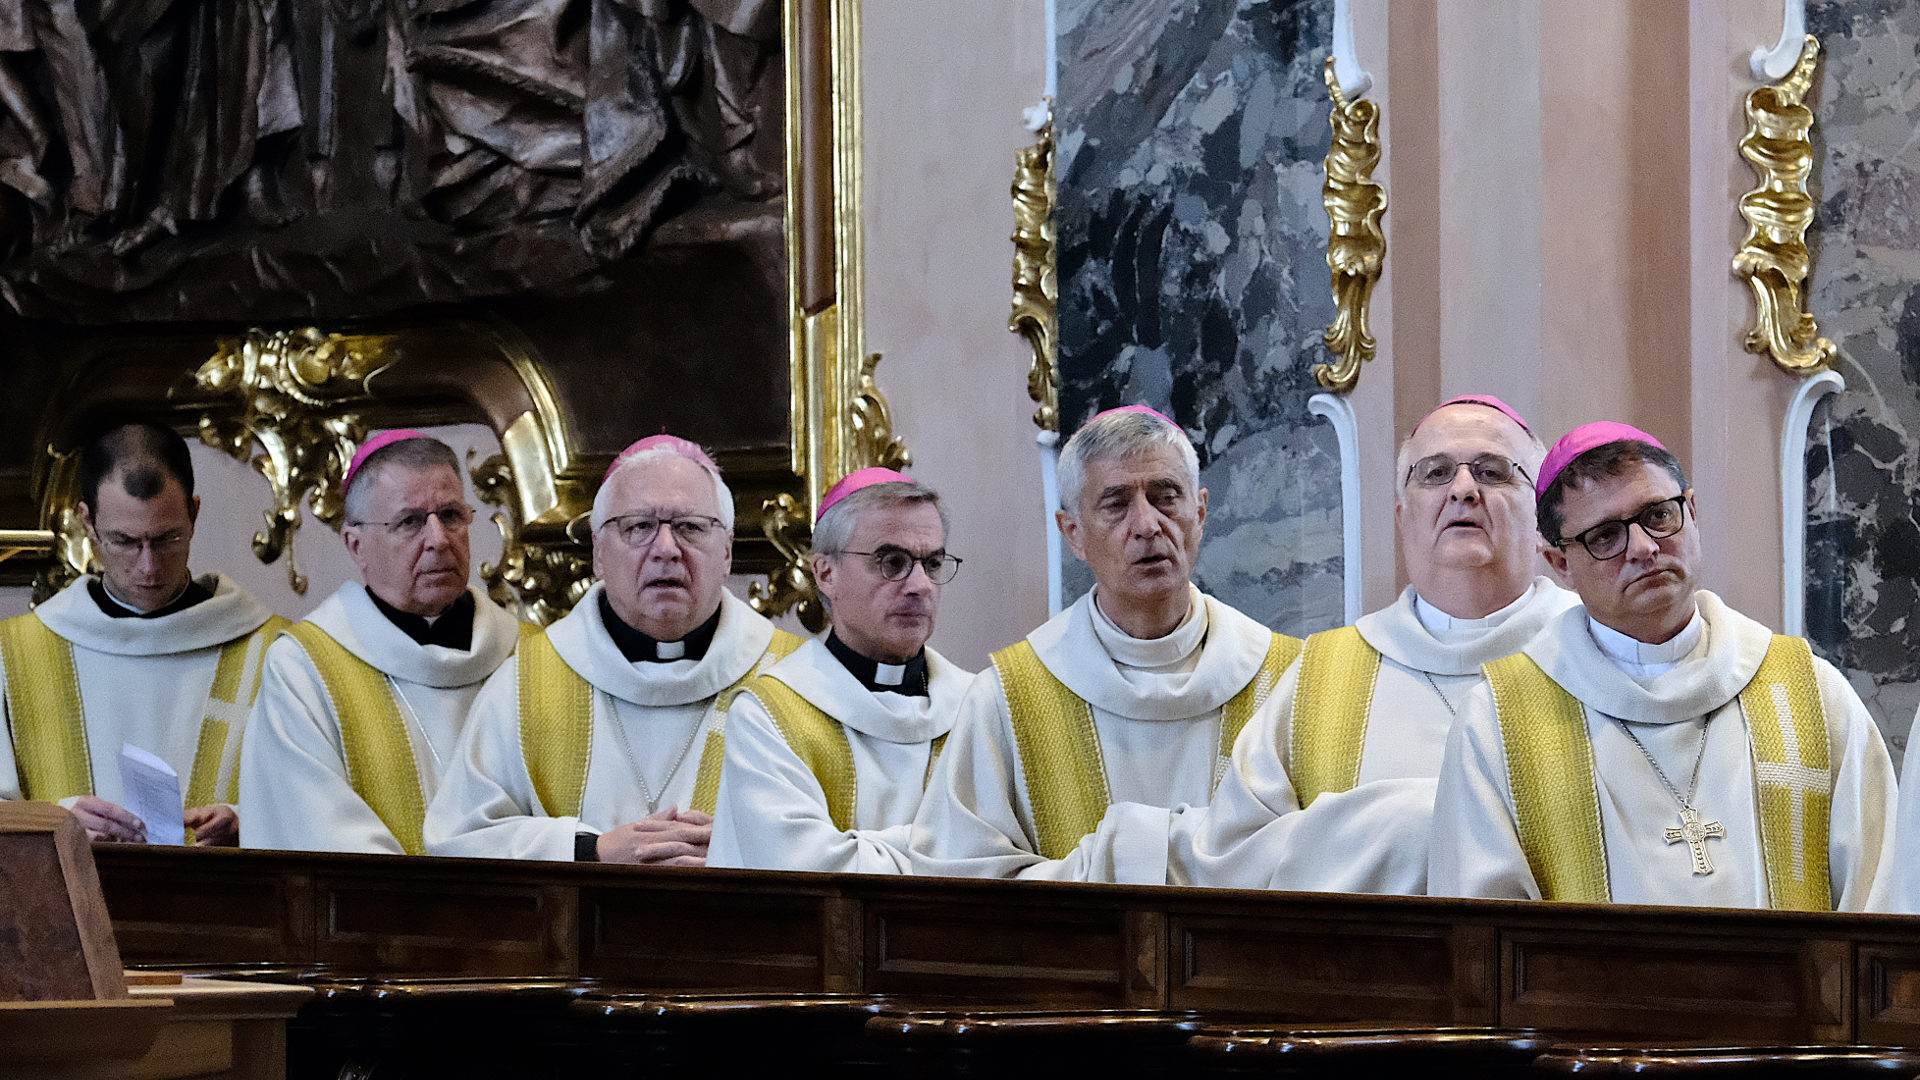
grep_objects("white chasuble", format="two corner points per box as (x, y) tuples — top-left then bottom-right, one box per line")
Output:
(1178, 578), (1576, 895)
(709, 639), (972, 874)
(909, 585), (1283, 885)
(0, 573), (277, 812)
(1429, 591), (1895, 911)
(1888, 725), (1920, 913)
(240, 582), (521, 854)
(423, 585), (782, 862)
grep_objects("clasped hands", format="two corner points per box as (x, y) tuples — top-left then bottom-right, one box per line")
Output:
(593, 806), (712, 866)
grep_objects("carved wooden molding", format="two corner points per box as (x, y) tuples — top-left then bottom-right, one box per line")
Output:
(1732, 35), (1836, 375)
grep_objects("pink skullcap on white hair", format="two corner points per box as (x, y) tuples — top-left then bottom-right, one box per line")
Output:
(1087, 403), (1177, 429)
(604, 433), (719, 481)
(1535, 421), (1668, 497)
(345, 429), (429, 492)
(1415, 394), (1532, 434)
(818, 467), (914, 522)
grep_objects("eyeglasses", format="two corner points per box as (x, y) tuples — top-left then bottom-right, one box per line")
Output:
(97, 530), (190, 557)
(835, 547), (962, 584)
(349, 505), (474, 538)
(1554, 494), (1688, 561)
(1406, 454), (1531, 489)
(599, 514), (725, 549)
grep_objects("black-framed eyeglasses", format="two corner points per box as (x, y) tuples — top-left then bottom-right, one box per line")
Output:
(598, 514), (726, 550)
(1554, 494), (1688, 561)
(1406, 454), (1531, 489)
(835, 547), (962, 584)
(348, 504), (474, 538)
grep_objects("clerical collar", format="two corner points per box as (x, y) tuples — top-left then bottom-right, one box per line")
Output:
(368, 589), (476, 651)
(1413, 583), (1536, 638)
(598, 591), (720, 663)
(90, 577), (212, 620)
(1588, 608), (1705, 679)
(824, 631), (929, 697)
(1089, 585), (1209, 670)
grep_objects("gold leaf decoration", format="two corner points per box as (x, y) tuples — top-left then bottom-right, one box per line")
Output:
(1011, 121), (1059, 433)
(1315, 55), (1388, 395)
(1732, 35), (1836, 375)
(747, 492), (827, 632)
(188, 328), (397, 594)
(471, 450), (593, 626)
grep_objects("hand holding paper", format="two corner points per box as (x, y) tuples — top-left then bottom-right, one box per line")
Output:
(117, 743), (185, 846)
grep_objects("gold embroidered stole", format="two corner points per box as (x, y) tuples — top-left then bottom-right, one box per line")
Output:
(995, 631), (1302, 861)
(1485, 638), (1832, 909)
(1288, 625), (1381, 807)
(285, 622), (426, 856)
(1737, 636), (1832, 911)
(519, 626), (804, 819)
(1, 612), (288, 814)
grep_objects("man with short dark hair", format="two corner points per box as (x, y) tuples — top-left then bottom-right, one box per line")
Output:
(710, 468), (972, 873)
(1430, 421), (1896, 910)
(0, 421), (284, 845)
(424, 434), (803, 864)
(240, 430), (522, 854)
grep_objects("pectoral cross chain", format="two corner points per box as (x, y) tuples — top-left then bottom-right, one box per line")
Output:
(1663, 805), (1726, 876)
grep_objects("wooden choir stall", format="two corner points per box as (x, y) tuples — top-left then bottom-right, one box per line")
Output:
(67, 842), (1920, 1078)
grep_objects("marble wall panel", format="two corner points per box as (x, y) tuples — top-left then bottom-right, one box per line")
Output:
(1054, 0), (1345, 636)
(1803, 1), (1920, 759)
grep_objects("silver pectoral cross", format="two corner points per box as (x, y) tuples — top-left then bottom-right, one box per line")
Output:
(1663, 806), (1726, 876)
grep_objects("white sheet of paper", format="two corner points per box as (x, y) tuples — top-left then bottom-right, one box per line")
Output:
(118, 743), (185, 846)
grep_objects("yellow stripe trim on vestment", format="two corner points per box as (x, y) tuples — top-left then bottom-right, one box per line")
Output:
(747, 676), (858, 831)
(224, 616), (293, 804)
(1484, 653), (1611, 904)
(1219, 632), (1304, 790)
(286, 622), (426, 856)
(519, 629), (594, 819)
(1288, 626), (1378, 808)
(995, 639), (1110, 861)
(1, 613), (92, 801)
(688, 629), (805, 816)
(1739, 636), (1832, 911)
(520, 626), (805, 819)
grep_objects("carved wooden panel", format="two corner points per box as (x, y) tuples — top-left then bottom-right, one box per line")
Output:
(865, 899), (1130, 1005)
(316, 870), (574, 976)
(1169, 914), (1465, 1022)
(580, 880), (829, 990)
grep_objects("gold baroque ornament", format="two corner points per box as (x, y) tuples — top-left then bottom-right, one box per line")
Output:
(1732, 35), (1836, 375)
(748, 492), (827, 632)
(470, 451), (592, 625)
(188, 327), (397, 594)
(850, 350), (912, 474)
(1011, 119), (1059, 433)
(1315, 55), (1387, 395)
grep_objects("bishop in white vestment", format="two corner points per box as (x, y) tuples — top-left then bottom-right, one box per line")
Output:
(1428, 422), (1895, 910)
(909, 406), (1300, 884)
(424, 435), (801, 863)
(240, 432), (521, 855)
(1181, 395), (1572, 894)
(711, 468), (972, 874)
(1, 422), (281, 846)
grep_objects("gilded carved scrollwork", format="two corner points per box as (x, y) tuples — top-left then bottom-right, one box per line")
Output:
(1011, 120), (1059, 434)
(747, 493), (828, 632)
(187, 328), (397, 595)
(471, 451), (593, 626)
(1315, 55), (1387, 395)
(1732, 35), (1836, 375)
(850, 352), (913, 475)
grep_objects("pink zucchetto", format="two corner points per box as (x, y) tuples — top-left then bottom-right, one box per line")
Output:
(1415, 394), (1532, 435)
(604, 433), (719, 481)
(344, 429), (429, 492)
(818, 467), (915, 521)
(1535, 421), (1668, 497)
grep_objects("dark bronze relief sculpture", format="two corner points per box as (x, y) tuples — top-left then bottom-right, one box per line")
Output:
(0, 0), (882, 624)
(0, 0), (781, 323)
